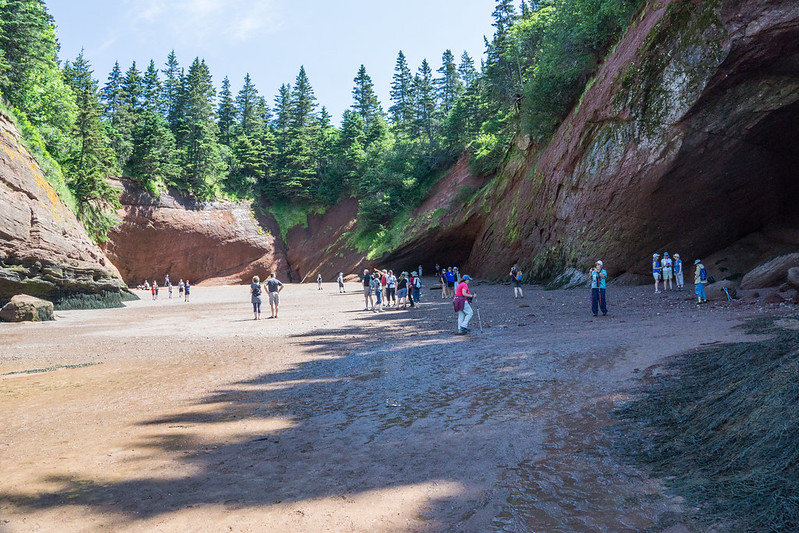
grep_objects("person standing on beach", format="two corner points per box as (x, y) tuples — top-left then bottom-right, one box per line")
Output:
(590, 261), (607, 317)
(371, 272), (383, 312)
(445, 268), (456, 298)
(168, 281), (173, 299)
(337, 272), (345, 293)
(184, 281), (191, 302)
(317, 274), (323, 291)
(694, 259), (708, 304)
(510, 264), (524, 299)
(453, 275), (475, 334)
(418, 265), (423, 277)
(410, 271), (422, 304)
(397, 272), (408, 308)
(362, 269), (374, 311)
(673, 254), (684, 290)
(439, 268), (447, 299)
(652, 253), (662, 293)
(386, 270), (397, 307)
(179, 279), (184, 298)
(266, 273), (283, 318)
(151, 282), (157, 300)
(250, 276), (262, 320)
(662, 252), (674, 291)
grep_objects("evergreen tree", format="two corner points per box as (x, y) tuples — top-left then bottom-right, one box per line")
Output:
(141, 59), (162, 113)
(272, 83), (292, 133)
(436, 49), (463, 115)
(120, 62), (143, 112)
(236, 73), (260, 136)
(388, 50), (414, 133)
(458, 51), (478, 88)
(129, 109), (180, 190)
(100, 61), (122, 122)
(216, 75), (236, 145)
(280, 66), (318, 199)
(228, 134), (266, 197)
(413, 59), (437, 143)
(62, 51), (119, 239)
(161, 50), (183, 129)
(180, 57), (225, 198)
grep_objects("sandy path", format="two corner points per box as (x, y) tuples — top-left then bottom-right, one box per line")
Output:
(0, 280), (779, 531)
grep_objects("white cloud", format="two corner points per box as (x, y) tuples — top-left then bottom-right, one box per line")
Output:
(125, 0), (282, 45)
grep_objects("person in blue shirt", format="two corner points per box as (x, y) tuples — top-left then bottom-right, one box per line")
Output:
(652, 253), (663, 293)
(590, 260), (608, 316)
(445, 268), (456, 298)
(673, 253), (684, 290)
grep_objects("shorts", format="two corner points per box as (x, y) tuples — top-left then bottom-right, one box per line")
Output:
(662, 267), (673, 280)
(513, 280), (522, 288)
(446, 281), (455, 288)
(397, 288), (408, 299)
(653, 272), (661, 280)
(387, 287), (396, 300)
(268, 292), (280, 305)
(363, 287), (371, 296)
(675, 271), (684, 286)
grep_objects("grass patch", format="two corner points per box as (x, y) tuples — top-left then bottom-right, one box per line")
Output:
(614, 314), (799, 530)
(267, 202), (327, 241)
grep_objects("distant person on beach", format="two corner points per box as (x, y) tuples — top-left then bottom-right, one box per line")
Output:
(418, 265), (423, 277)
(152, 281), (158, 300)
(439, 268), (447, 299)
(590, 260), (607, 317)
(168, 281), (173, 299)
(144, 280), (150, 290)
(410, 271), (422, 304)
(694, 259), (708, 304)
(165, 274), (170, 287)
(652, 253), (662, 293)
(453, 275), (475, 335)
(337, 272), (345, 293)
(435, 263), (440, 274)
(397, 272), (409, 308)
(250, 276), (262, 320)
(362, 269), (374, 311)
(371, 272), (383, 312)
(662, 252), (674, 291)
(178, 279), (184, 297)
(387, 270), (397, 307)
(673, 254), (684, 290)
(266, 273), (283, 318)
(510, 264), (524, 299)
(184, 281), (191, 302)
(445, 268), (456, 298)
(317, 274), (323, 291)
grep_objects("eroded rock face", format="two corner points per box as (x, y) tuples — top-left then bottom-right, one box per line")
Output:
(0, 294), (54, 322)
(103, 179), (291, 285)
(389, 0), (799, 283)
(740, 253), (799, 289)
(0, 111), (129, 307)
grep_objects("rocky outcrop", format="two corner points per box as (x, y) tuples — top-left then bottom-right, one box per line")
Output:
(103, 179), (291, 285)
(384, 0), (799, 283)
(788, 267), (799, 290)
(0, 111), (129, 307)
(0, 294), (54, 322)
(740, 253), (799, 289)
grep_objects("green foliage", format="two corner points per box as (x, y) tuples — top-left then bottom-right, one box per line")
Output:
(268, 202), (326, 241)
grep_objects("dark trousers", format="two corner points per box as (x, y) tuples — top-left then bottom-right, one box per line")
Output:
(591, 288), (607, 315)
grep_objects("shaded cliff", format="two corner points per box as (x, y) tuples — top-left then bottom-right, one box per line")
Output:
(103, 179), (292, 285)
(0, 111), (130, 307)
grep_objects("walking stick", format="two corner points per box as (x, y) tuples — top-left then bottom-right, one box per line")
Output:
(473, 298), (484, 334)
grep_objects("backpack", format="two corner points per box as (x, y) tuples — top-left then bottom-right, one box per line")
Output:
(700, 267), (708, 281)
(253, 284), (261, 296)
(515, 271), (523, 281)
(414, 277), (422, 288)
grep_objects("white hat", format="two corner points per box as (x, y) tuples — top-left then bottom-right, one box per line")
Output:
(674, 253), (680, 258)
(596, 260), (603, 266)
(653, 253), (660, 258)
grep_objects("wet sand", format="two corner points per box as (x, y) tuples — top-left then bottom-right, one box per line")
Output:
(0, 281), (781, 531)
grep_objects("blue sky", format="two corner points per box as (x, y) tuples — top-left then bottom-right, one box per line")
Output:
(48, 0), (496, 123)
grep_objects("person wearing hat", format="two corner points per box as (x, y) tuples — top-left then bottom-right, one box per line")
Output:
(510, 264), (524, 299)
(590, 260), (608, 316)
(453, 275), (475, 334)
(410, 271), (422, 304)
(662, 252), (674, 291)
(652, 253), (663, 293)
(694, 259), (709, 303)
(673, 254), (684, 290)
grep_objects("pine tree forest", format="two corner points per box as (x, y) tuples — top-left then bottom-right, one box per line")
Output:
(0, 0), (644, 241)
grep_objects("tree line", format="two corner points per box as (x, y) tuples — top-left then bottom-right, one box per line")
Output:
(0, 0), (643, 239)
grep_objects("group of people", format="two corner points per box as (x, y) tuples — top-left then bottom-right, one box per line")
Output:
(436, 266), (462, 298)
(138, 275), (191, 302)
(652, 253), (710, 303)
(360, 268), (424, 312)
(249, 273), (284, 319)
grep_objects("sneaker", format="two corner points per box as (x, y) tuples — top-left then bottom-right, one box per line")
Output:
(655, 290), (662, 294)
(462, 327), (470, 334)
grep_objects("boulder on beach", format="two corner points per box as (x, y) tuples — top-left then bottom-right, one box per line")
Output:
(705, 280), (737, 300)
(740, 253), (799, 290)
(0, 295), (55, 322)
(787, 267), (799, 290)
(545, 267), (589, 290)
